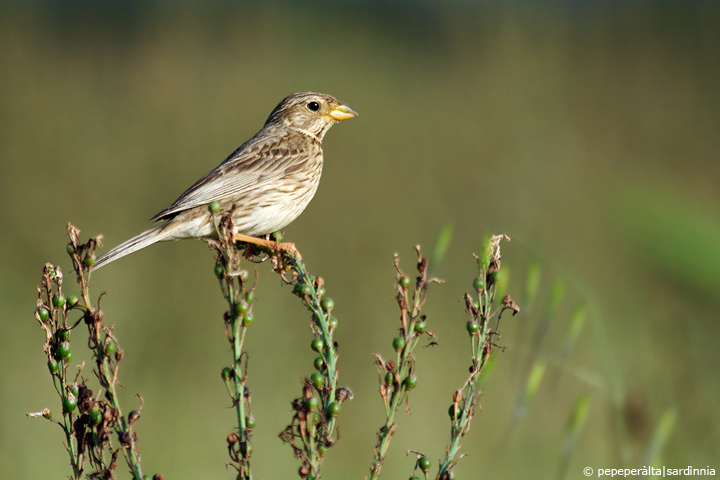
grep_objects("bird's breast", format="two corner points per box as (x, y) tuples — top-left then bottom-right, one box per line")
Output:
(229, 151), (323, 236)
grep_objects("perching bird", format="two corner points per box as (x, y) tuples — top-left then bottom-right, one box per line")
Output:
(92, 92), (357, 270)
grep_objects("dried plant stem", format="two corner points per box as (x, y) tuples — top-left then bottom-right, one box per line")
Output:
(33, 220), (518, 480)
(272, 248), (347, 479)
(369, 246), (441, 480)
(207, 208), (349, 480)
(34, 263), (83, 477)
(288, 254), (340, 421)
(437, 234), (518, 479)
(67, 226), (145, 480)
(209, 211), (256, 480)
(32, 224), (146, 480)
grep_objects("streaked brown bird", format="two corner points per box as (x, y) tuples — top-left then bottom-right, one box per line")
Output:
(92, 92), (357, 270)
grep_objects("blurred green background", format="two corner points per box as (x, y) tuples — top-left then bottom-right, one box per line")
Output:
(2, 1), (719, 478)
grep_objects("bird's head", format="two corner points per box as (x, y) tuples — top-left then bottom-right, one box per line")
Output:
(265, 92), (358, 141)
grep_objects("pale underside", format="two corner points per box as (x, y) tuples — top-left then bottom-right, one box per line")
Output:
(155, 126), (324, 239)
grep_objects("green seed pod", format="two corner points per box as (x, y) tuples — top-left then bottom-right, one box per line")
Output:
(466, 321), (480, 335)
(320, 297), (334, 312)
(242, 313), (254, 326)
(52, 295), (65, 308)
(328, 316), (339, 330)
(418, 456), (431, 473)
(84, 257), (95, 268)
(68, 384), (79, 398)
(62, 396), (77, 414)
(399, 276), (411, 288)
(473, 276), (485, 291)
(57, 329), (70, 342)
(221, 367), (233, 381)
(385, 372), (395, 385)
(233, 301), (249, 316)
(311, 338), (324, 352)
(37, 307), (50, 322)
(66, 244), (75, 255)
(316, 286), (326, 298)
(305, 396), (318, 412)
(403, 375), (418, 390)
(244, 292), (254, 304)
(214, 263), (224, 277)
(104, 342), (116, 356)
(414, 321), (427, 334)
(67, 296), (79, 308)
(294, 284), (312, 296)
(449, 404), (459, 419)
(311, 372), (324, 390)
(313, 357), (325, 371)
(47, 359), (59, 374)
(326, 401), (341, 417)
(56, 342), (72, 360)
(208, 201), (221, 213)
(245, 416), (256, 430)
(89, 406), (103, 425)
(318, 444), (328, 456)
(392, 336), (406, 352)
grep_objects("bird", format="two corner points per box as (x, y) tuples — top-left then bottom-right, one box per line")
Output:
(92, 92), (357, 270)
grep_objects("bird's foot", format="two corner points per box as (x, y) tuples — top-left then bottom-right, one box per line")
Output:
(232, 233), (302, 261)
(274, 241), (301, 261)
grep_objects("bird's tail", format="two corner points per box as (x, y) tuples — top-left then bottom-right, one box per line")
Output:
(92, 225), (176, 271)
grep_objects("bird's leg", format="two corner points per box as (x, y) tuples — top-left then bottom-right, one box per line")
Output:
(233, 233), (302, 261)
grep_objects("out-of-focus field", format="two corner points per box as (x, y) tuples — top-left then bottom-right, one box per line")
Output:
(1, 1), (718, 478)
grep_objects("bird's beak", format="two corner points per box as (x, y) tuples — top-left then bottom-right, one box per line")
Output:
(328, 104), (358, 121)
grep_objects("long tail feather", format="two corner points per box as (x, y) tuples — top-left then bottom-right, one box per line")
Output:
(92, 226), (175, 271)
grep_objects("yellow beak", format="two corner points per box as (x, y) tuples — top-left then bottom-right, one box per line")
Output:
(329, 104), (358, 121)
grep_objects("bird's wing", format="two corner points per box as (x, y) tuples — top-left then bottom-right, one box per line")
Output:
(151, 133), (315, 222)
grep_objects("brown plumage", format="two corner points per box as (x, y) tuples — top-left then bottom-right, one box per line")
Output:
(92, 92), (357, 270)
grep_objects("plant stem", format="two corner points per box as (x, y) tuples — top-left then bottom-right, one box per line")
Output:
(208, 212), (256, 479)
(437, 235), (516, 479)
(369, 247), (439, 480)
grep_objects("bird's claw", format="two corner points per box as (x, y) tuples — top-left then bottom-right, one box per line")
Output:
(276, 242), (302, 261)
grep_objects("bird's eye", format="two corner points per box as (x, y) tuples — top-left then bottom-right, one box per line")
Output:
(307, 101), (320, 112)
